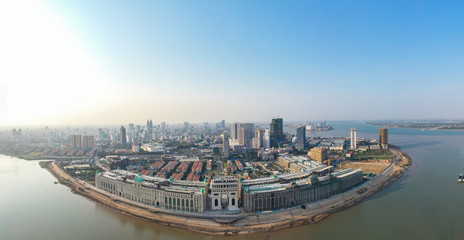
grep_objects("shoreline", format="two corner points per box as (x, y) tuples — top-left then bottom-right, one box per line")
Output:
(41, 148), (411, 236)
(365, 123), (464, 132)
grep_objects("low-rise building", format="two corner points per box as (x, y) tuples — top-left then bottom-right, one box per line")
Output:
(96, 171), (207, 212)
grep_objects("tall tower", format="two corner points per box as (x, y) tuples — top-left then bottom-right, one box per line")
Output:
(253, 129), (263, 149)
(379, 127), (389, 149)
(120, 126), (127, 145)
(263, 129), (271, 149)
(296, 126), (306, 150)
(230, 122), (239, 141)
(350, 128), (357, 150)
(81, 135), (95, 149)
(70, 134), (82, 148)
(238, 123), (254, 148)
(222, 132), (230, 159)
(270, 118), (283, 148)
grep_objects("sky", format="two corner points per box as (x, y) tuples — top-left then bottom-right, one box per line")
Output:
(1, 0), (464, 127)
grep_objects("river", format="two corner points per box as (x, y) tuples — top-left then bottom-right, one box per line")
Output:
(1, 121), (464, 240)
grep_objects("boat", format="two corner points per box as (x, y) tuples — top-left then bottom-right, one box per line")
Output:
(459, 174), (463, 183)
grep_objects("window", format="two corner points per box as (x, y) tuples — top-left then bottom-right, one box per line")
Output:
(215, 199), (218, 206)
(232, 198), (235, 206)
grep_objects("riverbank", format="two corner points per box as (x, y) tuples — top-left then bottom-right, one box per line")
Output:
(44, 149), (411, 236)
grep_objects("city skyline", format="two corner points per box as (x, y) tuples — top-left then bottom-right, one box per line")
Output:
(2, 1), (464, 127)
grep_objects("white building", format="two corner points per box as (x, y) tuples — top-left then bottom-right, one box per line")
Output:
(350, 128), (357, 150)
(263, 129), (271, 149)
(210, 177), (239, 210)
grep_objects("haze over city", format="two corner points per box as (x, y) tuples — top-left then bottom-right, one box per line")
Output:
(1, 0), (464, 127)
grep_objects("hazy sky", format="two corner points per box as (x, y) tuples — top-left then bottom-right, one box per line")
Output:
(1, 1), (464, 127)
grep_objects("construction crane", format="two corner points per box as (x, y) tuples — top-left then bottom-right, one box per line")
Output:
(339, 160), (349, 170)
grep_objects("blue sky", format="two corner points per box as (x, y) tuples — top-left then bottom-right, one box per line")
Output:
(1, 0), (464, 126)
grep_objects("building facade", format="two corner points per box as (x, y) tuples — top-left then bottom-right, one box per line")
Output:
(253, 129), (263, 149)
(350, 128), (357, 150)
(379, 128), (388, 149)
(263, 129), (271, 149)
(210, 177), (239, 210)
(270, 118), (284, 148)
(296, 126), (306, 150)
(222, 132), (230, 159)
(69, 134), (94, 149)
(241, 169), (363, 212)
(96, 171), (207, 212)
(310, 147), (328, 163)
(238, 123), (254, 148)
(120, 126), (127, 145)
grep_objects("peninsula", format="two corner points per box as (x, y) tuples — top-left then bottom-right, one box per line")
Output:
(1, 120), (411, 235)
(44, 146), (410, 235)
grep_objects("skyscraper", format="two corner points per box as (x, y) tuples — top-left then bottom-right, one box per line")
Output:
(120, 126), (127, 145)
(296, 126), (306, 150)
(222, 132), (230, 159)
(230, 122), (239, 141)
(270, 118), (284, 148)
(379, 128), (388, 149)
(81, 135), (95, 149)
(70, 135), (94, 149)
(238, 123), (254, 148)
(350, 128), (357, 150)
(263, 129), (271, 148)
(146, 119), (153, 130)
(253, 129), (263, 149)
(70, 134), (82, 148)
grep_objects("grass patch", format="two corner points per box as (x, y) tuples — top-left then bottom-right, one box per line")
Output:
(39, 161), (50, 168)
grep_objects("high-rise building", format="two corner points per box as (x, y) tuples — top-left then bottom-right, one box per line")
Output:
(98, 128), (104, 138)
(350, 128), (357, 150)
(230, 122), (239, 140)
(253, 129), (263, 149)
(70, 134), (94, 149)
(310, 147), (328, 163)
(70, 134), (82, 148)
(222, 132), (230, 159)
(81, 135), (95, 149)
(270, 118), (284, 148)
(120, 126), (127, 145)
(132, 142), (140, 153)
(263, 129), (271, 148)
(238, 123), (254, 148)
(146, 119), (153, 130)
(296, 126), (306, 150)
(379, 128), (389, 149)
